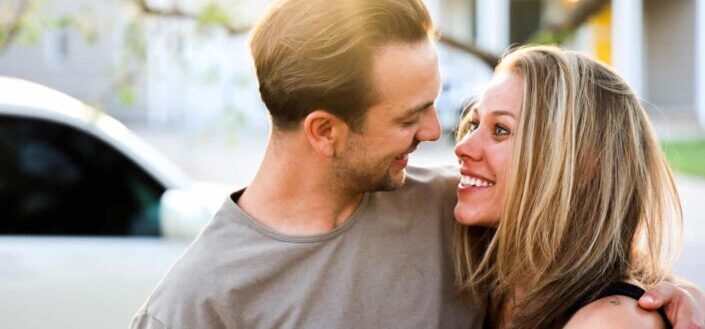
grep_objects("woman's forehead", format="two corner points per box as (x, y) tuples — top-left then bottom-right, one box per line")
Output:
(475, 72), (524, 116)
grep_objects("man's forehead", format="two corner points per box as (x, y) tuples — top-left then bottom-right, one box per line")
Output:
(369, 41), (440, 104)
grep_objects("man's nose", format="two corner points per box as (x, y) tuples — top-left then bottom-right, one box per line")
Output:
(416, 108), (441, 142)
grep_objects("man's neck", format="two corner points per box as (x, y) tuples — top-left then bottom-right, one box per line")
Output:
(237, 140), (365, 236)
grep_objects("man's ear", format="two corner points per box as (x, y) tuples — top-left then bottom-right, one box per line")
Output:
(303, 110), (348, 158)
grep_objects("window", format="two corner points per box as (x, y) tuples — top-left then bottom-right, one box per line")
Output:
(44, 27), (71, 68)
(0, 116), (165, 236)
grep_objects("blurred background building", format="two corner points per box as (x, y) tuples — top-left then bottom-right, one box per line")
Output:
(437, 0), (705, 130)
(1, 0), (704, 133)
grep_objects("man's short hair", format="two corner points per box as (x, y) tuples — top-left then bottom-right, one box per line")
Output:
(249, 0), (434, 131)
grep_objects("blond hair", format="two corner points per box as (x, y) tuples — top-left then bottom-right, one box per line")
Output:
(454, 45), (682, 328)
(249, 0), (434, 131)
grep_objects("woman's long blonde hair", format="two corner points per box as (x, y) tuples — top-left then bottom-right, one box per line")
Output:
(454, 45), (682, 328)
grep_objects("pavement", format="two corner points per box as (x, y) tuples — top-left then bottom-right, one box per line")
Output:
(132, 124), (705, 287)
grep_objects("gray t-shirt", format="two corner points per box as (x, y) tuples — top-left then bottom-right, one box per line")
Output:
(130, 166), (483, 328)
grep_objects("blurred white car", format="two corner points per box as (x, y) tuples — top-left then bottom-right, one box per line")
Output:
(0, 77), (230, 329)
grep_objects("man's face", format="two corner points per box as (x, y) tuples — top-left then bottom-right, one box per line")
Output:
(334, 39), (442, 192)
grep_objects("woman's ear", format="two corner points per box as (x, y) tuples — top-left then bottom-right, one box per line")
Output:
(303, 110), (348, 158)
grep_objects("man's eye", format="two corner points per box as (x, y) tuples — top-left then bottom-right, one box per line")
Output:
(401, 116), (420, 126)
(494, 125), (510, 136)
(402, 119), (418, 126)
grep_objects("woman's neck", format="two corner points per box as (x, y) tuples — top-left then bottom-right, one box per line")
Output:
(497, 287), (526, 328)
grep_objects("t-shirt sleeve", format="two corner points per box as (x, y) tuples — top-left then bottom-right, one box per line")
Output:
(129, 311), (168, 329)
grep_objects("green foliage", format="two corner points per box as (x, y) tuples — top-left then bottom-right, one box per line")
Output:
(662, 138), (705, 177)
(113, 16), (147, 107)
(222, 105), (247, 147)
(118, 85), (137, 106)
(197, 3), (231, 29)
(235, 73), (250, 88)
(55, 14), (73, 28)
(13, 1), (45, 45)
(201, 66), (222, 85)
(16, 17), (42, 44)
(0, 1), (100, 48)
(72, 10), (100, 45)
(197, 104), (248, 147)
(529, 28), (577, 45)
(82, 28), (99, 44)
(123, 17), (146, 61)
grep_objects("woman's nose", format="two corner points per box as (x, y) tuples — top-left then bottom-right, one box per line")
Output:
(454, 130), (483, 162)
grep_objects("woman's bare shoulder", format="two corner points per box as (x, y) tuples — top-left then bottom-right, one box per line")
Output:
(563, 295), (666, 329)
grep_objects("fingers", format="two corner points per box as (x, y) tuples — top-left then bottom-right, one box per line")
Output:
(639, 282), (677, 310)
(639, 281), (704, 329)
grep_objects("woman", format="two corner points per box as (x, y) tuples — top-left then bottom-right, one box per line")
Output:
(453, 45), (682, 328)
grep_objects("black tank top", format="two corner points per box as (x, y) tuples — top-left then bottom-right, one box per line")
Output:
(571, 281), (672, 328)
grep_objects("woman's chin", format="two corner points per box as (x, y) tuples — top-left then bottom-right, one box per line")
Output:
(454, 204), (499, 227)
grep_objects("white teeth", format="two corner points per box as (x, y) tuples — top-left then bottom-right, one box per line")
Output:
(460, 175), (495, 187)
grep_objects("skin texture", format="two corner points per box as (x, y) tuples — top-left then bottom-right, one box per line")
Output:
(564, 295), (665, 329)
(453, 72), (522, 227)
(335, 39), (442, 192)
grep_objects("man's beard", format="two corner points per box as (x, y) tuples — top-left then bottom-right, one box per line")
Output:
(333, 137), (415, 193)
(334, 158), (402, 193)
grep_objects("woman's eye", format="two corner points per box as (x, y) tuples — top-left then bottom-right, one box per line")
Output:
(494, 125), (510, 136)
(467, 121), (479, 132)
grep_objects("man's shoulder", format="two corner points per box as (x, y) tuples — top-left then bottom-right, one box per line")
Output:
(142, 235), (228, 305)
(132, 253), (220, 328)
(135, 209), (258, 327)
(130, 310), (169, 329)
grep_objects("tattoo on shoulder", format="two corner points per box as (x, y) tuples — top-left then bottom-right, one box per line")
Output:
(609, 297), (622, 306)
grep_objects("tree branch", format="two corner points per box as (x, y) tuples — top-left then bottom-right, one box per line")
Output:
(0, 0), (30, 53)
(437, 34), (500, 69)
(136, 0), (249, 35)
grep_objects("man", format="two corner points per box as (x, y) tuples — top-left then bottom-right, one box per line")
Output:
(131, 0), (704, 328)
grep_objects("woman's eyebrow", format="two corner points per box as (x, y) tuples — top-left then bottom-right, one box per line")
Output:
(471, 107), (516, 119)
(488, 110), (517, 119)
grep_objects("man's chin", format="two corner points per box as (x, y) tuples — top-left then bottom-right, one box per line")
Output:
(384, 168), (407, 191)
(364, 169), (405, 192)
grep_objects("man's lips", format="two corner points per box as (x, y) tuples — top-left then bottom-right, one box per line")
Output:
(393, 145), (416, 168)
(394, 143), (417, 159)
(394, 153), (409, 167)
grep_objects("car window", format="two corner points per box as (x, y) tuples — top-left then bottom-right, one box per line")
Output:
(0, 116), (165, 236)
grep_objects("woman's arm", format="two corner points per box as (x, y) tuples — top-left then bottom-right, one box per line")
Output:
(564, 295), (666, 329)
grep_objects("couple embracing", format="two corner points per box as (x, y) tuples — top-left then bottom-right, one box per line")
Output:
(132, 0), (704, 328)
